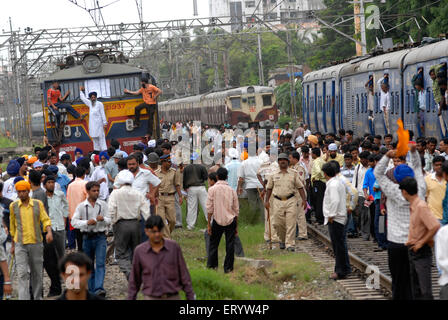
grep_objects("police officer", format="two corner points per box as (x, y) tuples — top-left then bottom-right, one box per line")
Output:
(155, 154), (182, 238)
(289, 151), (308, 240)
(265, 153), (307, 251)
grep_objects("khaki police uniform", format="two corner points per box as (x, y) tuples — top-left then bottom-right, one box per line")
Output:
(292, 163), (308, 239)
(258, 161), (280, 243)
(267, 168), (304, 249)
(155, 167), (181, 238)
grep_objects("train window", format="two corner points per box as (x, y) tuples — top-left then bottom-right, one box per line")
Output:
(374, 93), (379, 113)
(248, 96), (256, 106)
(356, 94), (359, 113)
(262, 95), (272, 106)
(230, 97), (241, 109)
(427, 88), (432, 112)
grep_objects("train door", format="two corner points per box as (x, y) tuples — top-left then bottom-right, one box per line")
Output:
(343, 79), (354, 131)
(322, 82), (327, 133)
(314, 83), (319, 132)
(330, 80), (337, 134)
(388, 72), (400, 135)
(306, 85), (311, 129)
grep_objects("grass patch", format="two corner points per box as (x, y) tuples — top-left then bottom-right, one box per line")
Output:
(0, 136), (17, 148)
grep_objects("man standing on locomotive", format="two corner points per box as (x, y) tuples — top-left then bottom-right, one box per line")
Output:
(47, 81), (86, 125)
(123, 79), (162, 139)
(79, 86), (108, 152)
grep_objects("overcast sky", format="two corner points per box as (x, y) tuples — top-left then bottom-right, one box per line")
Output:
(0, 0), (209, 32)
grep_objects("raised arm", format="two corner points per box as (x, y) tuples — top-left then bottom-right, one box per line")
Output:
(124, 88), (141, 95)
(408, 146), (426, 199)
(79, 88), (91, 107)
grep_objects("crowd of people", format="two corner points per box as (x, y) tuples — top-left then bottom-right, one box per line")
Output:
(0, 120), (448, 301)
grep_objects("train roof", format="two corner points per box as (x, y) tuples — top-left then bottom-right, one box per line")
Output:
(303, 63), (351, 82)
(159, 86), (274, 104)
(43, 63), (144, 82)
(403, 38), (448, 67)
(340, 49), (412, 77)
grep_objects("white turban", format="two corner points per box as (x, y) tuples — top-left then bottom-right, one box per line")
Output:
(116, 170), (134, 186)
(295, 136), (305, 145)
(228, 148), (239, 159)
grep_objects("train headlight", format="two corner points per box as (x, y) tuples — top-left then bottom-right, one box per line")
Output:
(82, 54), (102, 74)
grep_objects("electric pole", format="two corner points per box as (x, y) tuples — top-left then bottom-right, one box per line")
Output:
(257, 22), (264, 85)
(352, 0), (367, 56)
(286, 24), (296, 124)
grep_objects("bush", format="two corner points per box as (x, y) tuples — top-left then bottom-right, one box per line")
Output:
(277, 115), (293, 129)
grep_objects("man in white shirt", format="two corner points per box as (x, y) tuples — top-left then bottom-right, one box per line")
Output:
(436, 224), (448, 300)
(322, 162), (350, 280)
(126, 154), (161, 242)
(349, 151), (370, 238)
(281, 122), (293, 136)
(377, 74), (391, 134)
(237, 150), (263, 222)
(71, 181), (111, 297)
(108, 170), (149, 280)
(90, 155), (109, 201)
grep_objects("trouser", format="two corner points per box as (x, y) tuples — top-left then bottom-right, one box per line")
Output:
(360, 200), (371, 240)
(272, 197), (298, 248)
(264, 197), (279, 242)
(207, 219), (236, 273)
(246, 188), (264, 223)
(408, 244), (433, 300)
(312, 181), (326, 224)
(175, 193), (183, 227)
(441, 284), (448, 300)
(15, 242), (44, 300)
(296, 197), (307, 238)
(157, 195), (176, 239)
(383, 109), (390, 134)
(135, 103), (156, 137)
(140, 213), (149, 243)
(328, 221), (351, 277)
(92, 132), (107, 151)
(113, 220), (141, 279)
(82, 233), (107, 294)
(43, 230), (65, 295)
(374, 201), (388, 249)
(417, 111), (425, 137)
(369, 200), (376, 241)
(204, 226), (244, 257)
(66, 221), (76, 249)
(186, 186), (208, 229)
(75, 228), (83, 251)
(387, 241), (413, 300)
(439, 107), (448, 138)
(52, 102), (81, 124)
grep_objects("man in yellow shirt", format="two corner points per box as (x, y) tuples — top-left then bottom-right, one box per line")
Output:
(324, 143), (344, 167)
(9, 180), (53, 300)
(425, 156), (446, 221)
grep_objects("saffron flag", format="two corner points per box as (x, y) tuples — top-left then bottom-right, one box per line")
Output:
(396, 119), (409, 157)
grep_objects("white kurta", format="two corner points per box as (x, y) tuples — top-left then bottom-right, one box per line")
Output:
(80, 91), (108, 150)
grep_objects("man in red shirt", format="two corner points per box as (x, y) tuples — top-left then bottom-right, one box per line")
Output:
(47, 81), (85, 124)
(124, 79), (162, 139)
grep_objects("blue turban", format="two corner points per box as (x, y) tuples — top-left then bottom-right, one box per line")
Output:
(88, 92), (97, 98)
(7, 160), (20, 176)
(394, 164), (415, 183)
(48, 165), (59, 174)
(99, 151), (109, 160)
(75, 148), (83, 155)
(13, 176), (25, 184)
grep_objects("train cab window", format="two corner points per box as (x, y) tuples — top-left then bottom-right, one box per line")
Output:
(248, 96), (256, 106)
(230, 97), (241, 109)
(262, 95), (272, 106)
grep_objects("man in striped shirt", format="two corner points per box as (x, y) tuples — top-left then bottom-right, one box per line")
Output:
(374, 145), (425, 300)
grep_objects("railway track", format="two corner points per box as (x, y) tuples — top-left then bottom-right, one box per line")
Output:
(305, 222), (441, 300)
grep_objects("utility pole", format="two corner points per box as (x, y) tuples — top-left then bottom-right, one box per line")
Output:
(257, 22), (264, 85)
(286, 9), (296, 124)
(352, 0), (367, 56)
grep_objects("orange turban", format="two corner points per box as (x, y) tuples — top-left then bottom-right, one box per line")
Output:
(241, 151), (248, 161)
(307, 135), (318, 145)
(27, 156), (38, 164)
(15, 180), (31, 191)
